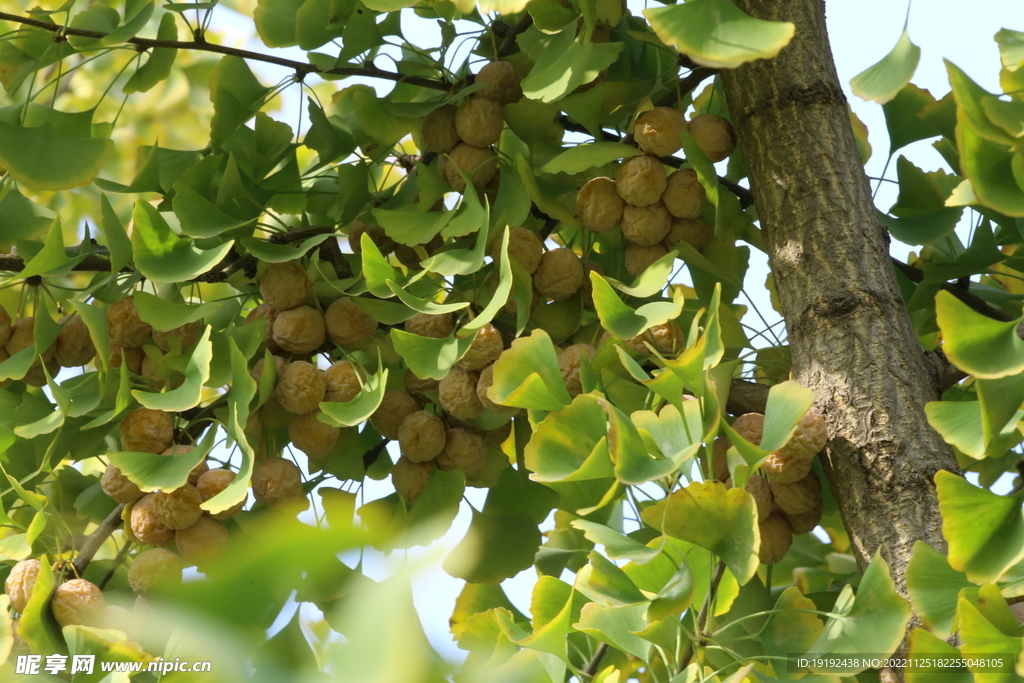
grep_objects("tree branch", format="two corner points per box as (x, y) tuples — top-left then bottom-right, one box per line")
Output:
(727, 379), (768, 415)
(582, 642), (609, 678)
(891, 257), (1015, 322)
(497, 14), (533, 58)
(72, 504), (126, 579)
(0, 11), (450, 92)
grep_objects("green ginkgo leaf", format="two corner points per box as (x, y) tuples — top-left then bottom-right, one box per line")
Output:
(540, 143), (642, 175)
(641, 479), (759, 585)
(489, 329), (572, 411)
(850, 26), (921, 104)
(131, 202), (235, 282)
(644, 0), (795, 69)
(935, 290), (1024, 378)
(905, 541), (974, 639)
(0, 117), (113, 191)
(808, 551), (912, 673)
(590, 272), (684, 341)
(131, 325), (213, 412)
(936, 470), (1024, 584)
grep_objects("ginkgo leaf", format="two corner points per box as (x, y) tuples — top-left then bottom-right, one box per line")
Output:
(644, 0), (795, 69)
(851, 26), (921, 104)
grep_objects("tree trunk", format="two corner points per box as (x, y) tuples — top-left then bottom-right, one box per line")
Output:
(718, 0), (958, 592)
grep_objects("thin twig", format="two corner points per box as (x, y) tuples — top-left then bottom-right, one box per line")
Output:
(582, 642), (609, 678)
(891, 257), (1015, 322)
(72, 504), (126, 578)
(676, 560), (726, 674)
(0, 11), (450, 91)
(98, 540), (133, 589)
(497, 13), (533, 58)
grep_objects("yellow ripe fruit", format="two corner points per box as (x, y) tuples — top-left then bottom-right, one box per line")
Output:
(5, 559), (40, 614)
(778, 405), (828, 460)
(476, 364), (515, 414)
(770, 470), (822, 516)
(634, 107), (687, 157)
(151, 484), (204, 530)
(762, 450), (813, 485)
(455, 97), (504, 148)
(577, 177), (624, 234)
(109, 344), (144, 374)
(160, 444), (208, 485)
(289, 410), (340, 459)
(662, 169), (707, 219)
(421, 104), (461, 155)
(494, 226), (543, 274)
(392, 456), (432, 504)
(130, 493), (175, 546)
(727, 474), (773, 522)
(475, 61), (523, 106)
(624, 243), (668, 279)
(196, 469), (246, 520)
(152, 321), (203, 354)
(127, 548), (181, 596)
(349, 220), (395, 255)
(438, 368), (485, 421)
(272, 305), (326, 355)
(405, 312), (455, 339)
(758, 511), (793, 565)
(405, 369), (439, 400)
(370, 390), (421, 440)
(455, 323), (503, 372)
(558, 344), (595, 398)
(55, 315), (95, 367)
(534, 248), (584, 301)
(443, 143), (497, 190)
(107, 297), (152, 348)
(176, 515), (229, 567)
(664, 216), (713, 253)
(260, 261), (312, 310)
(688, 114), (737, 163)
(120, 408), (174, 454)
(622, 202), (672, 246)
(100, 463), (144, 504)
(52, 579), (105, 628)
(398, 410), (447, 462)
(710, 436), (730, 482)
(615, 155), (667, 207)
(6, 317), (59, 385)
(252, 458), (304, 508)
(781, 501), (823, 535)
(0, 303), (10, 347)
(324, 360), (365, 403)
(275, 360), (326, 415)
(628, 321), (683, 356)
(436, 428), (487, 477)
(731, 413), (764, 446)
(246, 303), (283, 354)
(324, 297), (378, 348)
(6, 317), (52, 360)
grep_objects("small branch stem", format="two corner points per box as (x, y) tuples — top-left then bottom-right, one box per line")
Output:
(582, 642), (609, 678)
(676, 560), (726, 674)
(0, 11), (450, 91)
(72, 504), (126, 579)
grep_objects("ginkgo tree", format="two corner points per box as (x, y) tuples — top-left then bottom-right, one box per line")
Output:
(0, 0), (1022, 681)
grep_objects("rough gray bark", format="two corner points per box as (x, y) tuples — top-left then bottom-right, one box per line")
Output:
(718, 0), (959, 593)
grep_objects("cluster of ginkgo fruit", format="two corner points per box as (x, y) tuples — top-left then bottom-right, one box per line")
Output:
(578, 107), (736, 278)
(708, 407), (829, 564)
